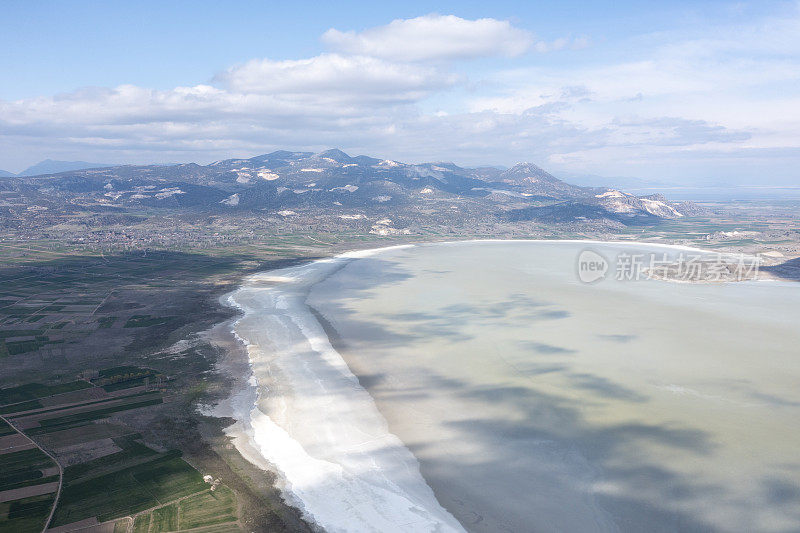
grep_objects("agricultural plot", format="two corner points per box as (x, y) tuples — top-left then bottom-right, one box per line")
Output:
(132, 512), (151, 533)
(2, 385), (162, 440)
(36, 422), (132, 450)
(0, 368), (239, 532)
(0, 493), (55, 533)
(0, 315), (77, 357)
(52, 455), (208, 526)
(0, 400), (43, 415)
(125, 485), (239, 533)
(0, 380), (91, 405)
(0, 425), (58, 533)
(178, 485), (238, 530)
(0, 448), (59, 493)
(26, 395), (163, 435)
(133, 456), (208, 504)
(62, 434), (159, 482)
(52, 461), (162, 525)
(150, 503), (179, 532)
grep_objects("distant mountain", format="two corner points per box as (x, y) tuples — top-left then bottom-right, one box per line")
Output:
(19, 159), (110, 177)
(3, 149), (703, 227)
(557, 171), (677, 190)
(495, 163), (585, 196)
(0, 169), (15, 178)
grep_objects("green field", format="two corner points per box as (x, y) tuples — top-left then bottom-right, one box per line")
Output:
(0, 448), (55, 485)
(151, 503), (179, 532)
(98, 316), (116, 328)
(5, 338), (49, 355)
(0, 469), (59, 493)
(0, 399), (44, 414)
(180, 525), (241, 533)
(134, 456), (207, 503)
(0, 330), (43, 339)
(121, 486), (239, 533)
(28, 396), (163, 435)
(0, 381), (92, 405)
(0, 423), (57, 533)
(0, 418), (13, 437)
(0, 446), (58, 498)
(0, 493), (56, 533)
(0, 370), (229, 532)
(52, 455), (206, 526)
(63, 434), (159, 483)
(178, 486), (238, 530)
(4, 392), (157, 419)
(132, 513), (151, 533)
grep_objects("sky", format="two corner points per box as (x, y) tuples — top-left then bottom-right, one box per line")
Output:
(1, 0), (799, 185)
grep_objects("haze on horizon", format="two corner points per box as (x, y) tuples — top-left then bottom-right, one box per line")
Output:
(2, 0), (799, 186)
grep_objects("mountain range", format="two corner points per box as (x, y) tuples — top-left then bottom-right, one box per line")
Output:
(0, 149), (704, 229)
(0, 159), (109, 177)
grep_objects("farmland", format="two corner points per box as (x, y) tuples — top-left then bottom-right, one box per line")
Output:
(0, 238), (352, 533)
(131, 484), (238, 533)
(0, 417), (59, 533)
(0, 366), (242, 533)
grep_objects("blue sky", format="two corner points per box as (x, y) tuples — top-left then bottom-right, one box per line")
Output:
(2, 0), (799, 185)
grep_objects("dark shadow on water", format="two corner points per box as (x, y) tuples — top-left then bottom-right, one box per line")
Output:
(762, 257), (800, 282)
(749, 391), (800, 408)
(353, 373), (387, 389)
(567, 373), (648, 402)
(512, 363), (571, 375)
(597, 334), (638, 343)
(518, 341), (577, 355)
(762, 477), (800, 506)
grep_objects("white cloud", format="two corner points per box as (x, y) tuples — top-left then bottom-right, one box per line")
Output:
(463, 6), (800, 177)
(1, 10), (799, 184)
(215, 53), (456, 103)
(322, 14), (533, 62)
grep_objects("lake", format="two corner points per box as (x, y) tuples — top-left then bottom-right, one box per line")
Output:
(226, 241), (800, 532)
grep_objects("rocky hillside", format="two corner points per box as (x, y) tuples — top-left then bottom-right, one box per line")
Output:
(0, 149), (702, 229)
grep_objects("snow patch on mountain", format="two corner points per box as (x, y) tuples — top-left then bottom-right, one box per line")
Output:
(331, 184), (359, 192)
(258, 170), (280, 180)
(220, 193), (240, 206)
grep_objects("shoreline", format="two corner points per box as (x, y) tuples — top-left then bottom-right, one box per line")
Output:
(201, 317), (316, 533)
(211, 247), (465, 532)
(205, 237), (798, 532)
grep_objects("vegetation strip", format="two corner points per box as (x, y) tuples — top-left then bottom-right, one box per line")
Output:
(4, 390), (160, 418)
